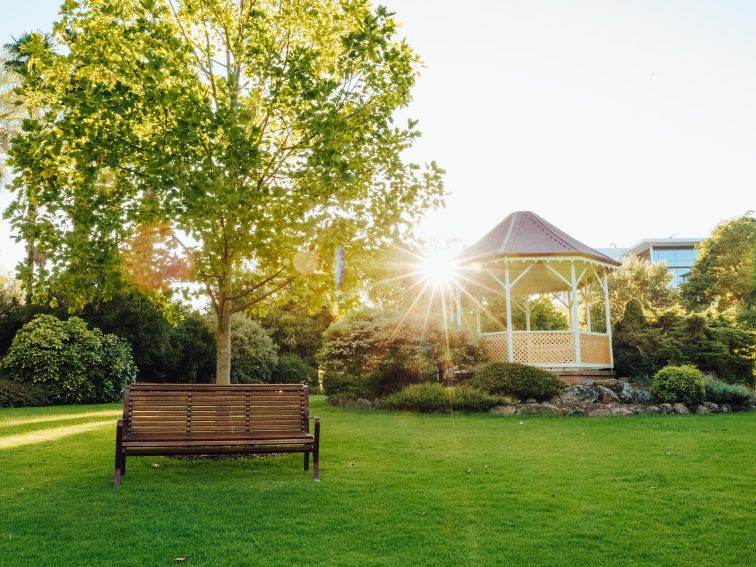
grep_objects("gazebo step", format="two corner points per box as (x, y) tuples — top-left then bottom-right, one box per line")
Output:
(552, 369), (616, 384)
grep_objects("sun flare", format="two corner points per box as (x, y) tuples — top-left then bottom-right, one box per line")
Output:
(420, 248), (459, 289)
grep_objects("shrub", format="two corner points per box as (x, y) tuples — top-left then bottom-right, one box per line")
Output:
(650, 365), (705, 405)
(379, 382), (500, 412)
(471, 362), (565, 401)
(317, 310), (485, 399)
(0, 378), (51, 408)
(322, 374), (369, 399)
(272, 353), (316, 385)
(703, 374), (753, 404)
(228, 315), (278, 384)
(0, 315), (136, 404)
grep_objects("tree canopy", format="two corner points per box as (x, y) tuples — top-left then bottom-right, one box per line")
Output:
(7, 0), (444, 383)
(681, 213), (756, 317)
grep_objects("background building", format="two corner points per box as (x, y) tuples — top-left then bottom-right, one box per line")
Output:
(596, 237), (702, 286)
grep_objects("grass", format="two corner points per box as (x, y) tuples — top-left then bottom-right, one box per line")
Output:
(1, 398), (754, 566)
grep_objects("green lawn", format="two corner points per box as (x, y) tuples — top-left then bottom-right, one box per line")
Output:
(1, 398), (754, 566)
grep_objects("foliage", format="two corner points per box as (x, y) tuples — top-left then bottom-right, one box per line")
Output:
(227, 315), (278, 384)
(378, 382), (500, 412)
(681, 213), (756, 315)
(650, 365), (705, 405)
(613, 299), (755, 385)
(481, 295), (568, 332)
(272, 353), (316, 386)
(318, 310), (485, 398)
(0, 273), (23, 356)
(703, 374), (753, 405)
(0, 378), (51, 408)
(322, 374), (369, 399)
(0, 315), (136, 404)
(259, 303), (333, 366)
(8, 0), (444, 384)
(471, 361), (565, 401)
(602, 254), (676, 322)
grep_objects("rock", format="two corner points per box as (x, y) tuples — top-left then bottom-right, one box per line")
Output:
(720, 403), (731, 413)
(619, 382), (652, 404)
(595, 378), (623, 393)
(489, 405), (517, 416)
(355, 398), (373, 409)
(702, 401), (719, 412)
(588, 407), (612, 417)
(659, 403), (673, 413)
(597, 385), (620, 404)
(562, 381), (600, 403)
(644, 405), (661, 414)
(566, 408), (588, 416)
(695, 405), (711, 414)
(672, 403), (690, 415)
(519, 403), (565, 416)
(609, 407), (634, 416)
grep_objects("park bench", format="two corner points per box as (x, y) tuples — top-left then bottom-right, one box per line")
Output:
(114, 383), (320, 486)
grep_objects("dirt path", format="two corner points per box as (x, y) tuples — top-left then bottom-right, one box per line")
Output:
(0, 419), (116, 450)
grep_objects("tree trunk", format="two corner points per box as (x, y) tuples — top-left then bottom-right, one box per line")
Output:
(215, 299), (232, 385)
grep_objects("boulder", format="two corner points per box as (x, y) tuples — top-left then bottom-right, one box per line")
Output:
(595, 378), (623, 393)
(619, 382), (652, 404)
(597, 385), (620, 404)
(519, 403), (565, 416)
(702, 402), (719, 412)
(490, 405), (517, 416)
(355, 398), (373, 409)
(720, 403), (731, 413)
(644, 405), (661, 414)
(562, 381), (600, 403)
(659, 403), (673, 413)
(672, 403), (690, 415)
(695, 405), (711, 414)
(609, 407), (635, 416)
(588, 407), (612, 417)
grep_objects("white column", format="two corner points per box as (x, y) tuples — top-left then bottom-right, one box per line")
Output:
(585, 289), (592, 332)
(603, 272), (613, 368)
(504, 263), (514, 362)
(570, 262), (581, 366)
(525, 296), (531, 331)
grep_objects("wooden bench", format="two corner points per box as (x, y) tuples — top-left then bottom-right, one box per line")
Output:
(114, 383), (320, 486)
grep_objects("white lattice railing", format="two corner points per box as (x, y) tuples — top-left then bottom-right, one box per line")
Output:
(481, 331), (611, 368)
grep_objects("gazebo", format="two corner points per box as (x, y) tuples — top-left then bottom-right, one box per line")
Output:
(457, 211), (621, 373)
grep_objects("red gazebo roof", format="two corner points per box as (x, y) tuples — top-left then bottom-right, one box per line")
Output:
(461, 211), (621, 266)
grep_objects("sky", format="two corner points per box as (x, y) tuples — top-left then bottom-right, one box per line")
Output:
(1, 0), (755, 274)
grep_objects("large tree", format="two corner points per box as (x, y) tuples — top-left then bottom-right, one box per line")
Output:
(681, 213), (756, 316)
(7, 0), (444, 383)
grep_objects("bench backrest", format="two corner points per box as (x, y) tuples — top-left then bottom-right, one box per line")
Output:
(122, 384), (309, 436)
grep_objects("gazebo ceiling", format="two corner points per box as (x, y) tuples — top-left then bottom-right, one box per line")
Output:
(460, 211), (622, 266)
(470, 258), (603, 295)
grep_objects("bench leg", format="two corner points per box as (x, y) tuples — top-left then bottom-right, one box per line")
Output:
(313, 417), (320, 482)
(114, 420), (125, 487)
(304, 451), (309, 471)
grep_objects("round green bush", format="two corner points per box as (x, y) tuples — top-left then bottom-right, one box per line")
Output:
(471, 361), (564, 401)
(272, 353), (316, 385)
(650, 365), (705, 405)
(0, 314), (136, 404)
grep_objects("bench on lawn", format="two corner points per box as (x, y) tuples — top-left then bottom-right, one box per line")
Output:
(114, 383), (320, 486)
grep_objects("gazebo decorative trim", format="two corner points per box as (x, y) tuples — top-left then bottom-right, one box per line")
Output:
(458, 211), (621, 371)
